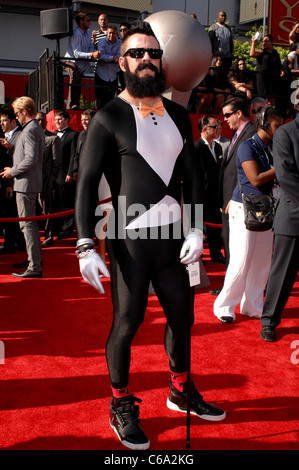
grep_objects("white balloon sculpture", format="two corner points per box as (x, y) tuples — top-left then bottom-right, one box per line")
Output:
(146, 10), (212, 107)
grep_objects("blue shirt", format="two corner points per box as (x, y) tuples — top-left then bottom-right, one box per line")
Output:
(64, 26), (94, 74)
(232, 133), (273, 203)
(96, 36), (121, 82)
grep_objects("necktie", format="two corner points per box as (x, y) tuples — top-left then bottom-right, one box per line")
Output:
(139, 100), (164, 118)
(227, 131), (238, 157)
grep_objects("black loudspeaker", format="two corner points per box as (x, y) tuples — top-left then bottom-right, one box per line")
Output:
(40, 8), (73, 40)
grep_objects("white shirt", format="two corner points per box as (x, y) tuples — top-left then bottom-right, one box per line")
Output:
(5, 126), (19, 141)
(202, 137), (217, 162)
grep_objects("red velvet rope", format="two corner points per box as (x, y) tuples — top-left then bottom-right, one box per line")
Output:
(204, 222), (223, 228)
(0, 197), (223, 228)
(0, 209), (74, 223)
(0, 197), (113, 223)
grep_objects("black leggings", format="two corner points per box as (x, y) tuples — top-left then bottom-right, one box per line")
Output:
(105, 232), (192, 389)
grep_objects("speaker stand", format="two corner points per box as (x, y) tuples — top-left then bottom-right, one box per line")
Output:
(53, 40), (64, 110)
(56, 39), (61, 59)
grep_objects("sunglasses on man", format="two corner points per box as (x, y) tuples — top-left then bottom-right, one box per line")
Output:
(124, 48), (163, 59)
(223, 110), (238, 118)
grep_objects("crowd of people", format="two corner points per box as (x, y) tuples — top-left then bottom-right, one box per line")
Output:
(47, 9), (299, 118)
(64, 12), (131, 110)
(194, 11), (299, 119)
(0, 106), (99, 258)
(0, 12), (298, 451)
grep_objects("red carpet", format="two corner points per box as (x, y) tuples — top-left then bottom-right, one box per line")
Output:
(0, 235), (298, 451)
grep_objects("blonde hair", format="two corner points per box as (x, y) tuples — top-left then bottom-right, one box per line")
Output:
(12, 96), (37, 118)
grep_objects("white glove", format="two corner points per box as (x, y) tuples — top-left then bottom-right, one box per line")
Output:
(180, 232), (203, 264)
(79, 249), (110, 294)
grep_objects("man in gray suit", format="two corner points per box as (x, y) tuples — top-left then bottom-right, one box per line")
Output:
(260, 109), (299, 341)
(0, 97), (45, 278)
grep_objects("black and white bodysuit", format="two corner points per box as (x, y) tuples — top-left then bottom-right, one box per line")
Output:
(75, 96), (203, 389)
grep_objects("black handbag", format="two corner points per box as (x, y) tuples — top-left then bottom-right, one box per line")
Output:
(238, 176), (276, 232)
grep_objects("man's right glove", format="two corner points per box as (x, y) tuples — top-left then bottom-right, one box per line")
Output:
(76, 238), (110, 294)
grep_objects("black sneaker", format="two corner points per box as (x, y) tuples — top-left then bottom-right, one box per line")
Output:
(167, 380), (226, 421)
(110, 395), (150, 450)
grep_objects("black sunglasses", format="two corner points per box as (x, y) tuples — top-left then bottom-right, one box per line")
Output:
(223, 110), (238, 118)
(124, 48), (163, 59)
(205, 125), (219, 129)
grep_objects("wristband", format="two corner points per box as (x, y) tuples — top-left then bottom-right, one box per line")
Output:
(188, 228), (203, 239)
(76, 247), (96, 259)
(76, 238), (95, 248)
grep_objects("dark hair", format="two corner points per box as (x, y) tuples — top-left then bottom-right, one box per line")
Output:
(107, 25), (118, 34)
(198, 115), (215, 132)
(55, 109), (70, 121)
(120, 22), (131, 29)
(0, 108), (16, 121)
(255, 107), (282, 130)
(76, 12), (88, 26)
(228, 58), (253, 91)
(209, 55), (223, 77)
(222, 97), (249, 117)
(264, 34), (274, 43)
(228, 58), (244, 81)
(81, 109), (96, 118)
(121, 21), (158, 55)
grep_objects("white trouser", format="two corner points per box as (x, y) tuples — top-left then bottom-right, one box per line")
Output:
(213, 200), (274, 320)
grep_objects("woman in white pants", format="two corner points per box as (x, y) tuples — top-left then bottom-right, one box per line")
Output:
(214, 107), (283, 323)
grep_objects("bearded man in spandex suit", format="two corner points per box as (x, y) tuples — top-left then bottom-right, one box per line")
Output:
(75, 22), (226, 450)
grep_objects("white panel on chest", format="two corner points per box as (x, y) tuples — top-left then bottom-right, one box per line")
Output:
(132, 105), (184, 186)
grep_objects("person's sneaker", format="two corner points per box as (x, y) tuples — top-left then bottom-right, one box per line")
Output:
(110, 395), (150, 450)
(167, 380), (226, 421)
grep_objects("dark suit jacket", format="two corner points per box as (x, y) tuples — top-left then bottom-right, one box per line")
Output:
(0, 126), (22, 189)
(219, 120), (256, 209)
(272, 116), (299, 236)
(55, 127), (78, 185)
(42, 129), (63, 191)
(194, 137), (222, 221)
(71, 129), (87, 175)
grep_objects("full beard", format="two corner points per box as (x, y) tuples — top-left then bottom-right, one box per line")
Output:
(124, 60), (167, 98)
